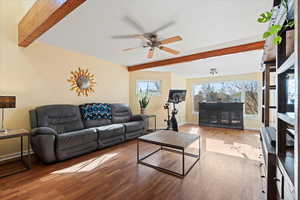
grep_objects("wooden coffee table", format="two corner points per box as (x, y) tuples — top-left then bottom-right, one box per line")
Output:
(137, 130), (200, 178)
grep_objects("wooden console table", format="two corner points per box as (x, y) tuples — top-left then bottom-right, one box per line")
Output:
(0, 129), (31, 178)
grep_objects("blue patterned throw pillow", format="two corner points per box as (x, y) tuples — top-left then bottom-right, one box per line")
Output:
(80, 103), (112, 120)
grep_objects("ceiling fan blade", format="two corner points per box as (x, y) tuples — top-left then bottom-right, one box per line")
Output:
(112, 34), (149, 43)
(123, 16), (146, 33)
(123, 46), (143, 52)
(159, 46), (180, 55)
(159, 36), (182, 45)
(111, 34), (142, 39)
(152, 21), (176, 33)
(147, 48), (154, 59)
(138, 35), (150, 42)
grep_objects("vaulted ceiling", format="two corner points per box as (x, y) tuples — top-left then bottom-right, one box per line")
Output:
(38, 0), (272, 70)
(145, 50), (263, 78)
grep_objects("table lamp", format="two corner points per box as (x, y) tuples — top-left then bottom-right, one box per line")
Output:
(0, 96), (16, 132)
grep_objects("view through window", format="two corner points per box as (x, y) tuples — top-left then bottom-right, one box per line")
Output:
(193, 80), (259, 115)
(136, 80), (161, 96)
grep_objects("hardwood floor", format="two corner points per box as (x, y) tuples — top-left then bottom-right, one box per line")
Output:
(0, 125), (265, 200)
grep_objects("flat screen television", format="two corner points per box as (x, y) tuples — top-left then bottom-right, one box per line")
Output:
(168, 90), (187, 103)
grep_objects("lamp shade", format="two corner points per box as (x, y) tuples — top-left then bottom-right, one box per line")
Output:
(0, 96), (16, 108)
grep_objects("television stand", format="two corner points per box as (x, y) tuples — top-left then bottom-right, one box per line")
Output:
(198, 102), (244, 129)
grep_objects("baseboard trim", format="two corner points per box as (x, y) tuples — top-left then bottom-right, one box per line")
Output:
(0, 150), (34, 162)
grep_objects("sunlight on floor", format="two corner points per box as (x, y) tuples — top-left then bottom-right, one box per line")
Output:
(51, 153), (118, 174)
(189, 127), (199, 134)
(205, 138), (260, 161)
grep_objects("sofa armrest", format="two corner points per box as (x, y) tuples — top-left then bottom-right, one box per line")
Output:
(131, 114), (149, 132)
(31, 127), (58, 136)
(30, 127), (57, 164)
(131, 114), (147, 122)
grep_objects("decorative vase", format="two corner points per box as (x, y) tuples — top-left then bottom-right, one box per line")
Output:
(140, 107), (145, 115)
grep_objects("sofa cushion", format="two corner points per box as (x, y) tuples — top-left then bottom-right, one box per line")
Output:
(36, 105), (84, 134)
(82, 119), (112, 129)
(56, 141), (98, 161)
(111, 104), (132, 124)
(56, 129), (97, 150)
(96, 124), (125, 140)
(125, 130), (144, 140)
(123, 121), (144, 133)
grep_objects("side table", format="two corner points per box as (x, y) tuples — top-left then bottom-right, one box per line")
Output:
(145, 115), (157, 133)
(0, 129), (31, 178)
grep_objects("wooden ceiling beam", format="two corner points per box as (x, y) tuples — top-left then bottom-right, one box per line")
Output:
(127, 41), (265, 71)
(18, 0), (86, 47)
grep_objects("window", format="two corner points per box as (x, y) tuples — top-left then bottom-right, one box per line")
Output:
(193, 80), (259, 115)
(244, 81), (259, 115)
(136, 80), (161, 96)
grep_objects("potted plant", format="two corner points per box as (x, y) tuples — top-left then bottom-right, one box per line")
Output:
(138, 89), (151, 114)
(258, 0), (294, 45)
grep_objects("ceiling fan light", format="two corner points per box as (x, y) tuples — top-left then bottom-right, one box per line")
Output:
(209, 68), (218, 76)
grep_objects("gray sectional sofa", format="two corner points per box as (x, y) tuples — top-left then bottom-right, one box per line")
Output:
(29, 103), (147, 164)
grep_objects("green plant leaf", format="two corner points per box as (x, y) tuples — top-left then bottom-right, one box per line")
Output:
(266, 11), (272, 19)
(258, 13), (267, 23)
(268, 25), (282, 35)
(273, 36), (282, 45)
(257, 18), (264, 23)
(258, 0), (291, 43)
(263, 31), (271, 39)
(286, 21), (295, 28)
(257, 11), (273, 23)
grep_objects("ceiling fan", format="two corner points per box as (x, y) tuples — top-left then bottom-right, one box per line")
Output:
(112, 16), (183, 59)
(123, 34), (182, 59)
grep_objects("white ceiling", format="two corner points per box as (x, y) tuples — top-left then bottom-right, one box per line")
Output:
(144, 50), (264, 78)
(38, 0), (272, 75)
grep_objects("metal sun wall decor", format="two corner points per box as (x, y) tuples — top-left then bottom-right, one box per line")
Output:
(68, 67), (96, 96)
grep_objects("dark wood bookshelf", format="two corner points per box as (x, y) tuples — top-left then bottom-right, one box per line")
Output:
(260, 126), (277, 200)
(261, 59), (277, 128)
(261, 61), (277, 72)
(260, 1), (297, 199)
(262, 105), (277, 109)
(278, 149), (295, 185)
(277, 52), (295, 75)
(262, 85), (276, 90)
(274, 1), (297, 199)
(278, 112), (296, 126)
(260, 45), (278, 200)
(287, 128), (295, 136)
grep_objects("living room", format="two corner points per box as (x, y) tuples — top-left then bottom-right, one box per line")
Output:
(0, 0), (299, 200)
